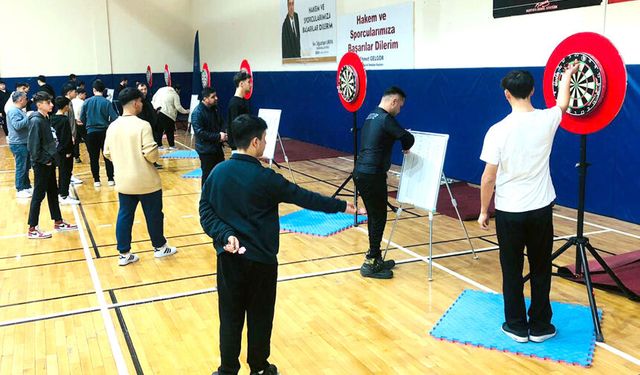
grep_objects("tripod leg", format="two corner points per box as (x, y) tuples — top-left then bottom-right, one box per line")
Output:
(524, 238), (575, 283)
(428, 211), (434, 281)
(585, 243), (636, 300)
(332, 174), (353, 198)
(578, 242), (604, 342)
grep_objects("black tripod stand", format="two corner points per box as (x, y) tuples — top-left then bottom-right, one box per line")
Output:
(525, 135), (633, 342)
(332, 111), (360, 225)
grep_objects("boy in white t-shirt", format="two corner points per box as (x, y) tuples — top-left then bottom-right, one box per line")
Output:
(478, 63), (578, 343)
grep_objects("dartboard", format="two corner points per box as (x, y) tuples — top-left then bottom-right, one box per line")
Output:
(338, 65), (359, 103)
(552, 53), (606, 117)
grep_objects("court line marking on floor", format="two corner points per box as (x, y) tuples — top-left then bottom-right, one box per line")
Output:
(553, 213), (640, 240)
(72, 205), (129, 374)
(356, 227), (640, 366)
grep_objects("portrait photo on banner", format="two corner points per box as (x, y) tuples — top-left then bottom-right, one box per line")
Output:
(280, 0), (337, 63)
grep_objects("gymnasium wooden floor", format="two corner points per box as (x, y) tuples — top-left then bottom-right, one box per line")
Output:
(0, 131), (638, 374)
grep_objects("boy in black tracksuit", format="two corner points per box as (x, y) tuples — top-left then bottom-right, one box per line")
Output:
(192, 87), (227, 186)
(353, 87), (414, 279)
(27, 92), (77, 239)
(51, 96), (78, 204)
(200, 115), (357, 375)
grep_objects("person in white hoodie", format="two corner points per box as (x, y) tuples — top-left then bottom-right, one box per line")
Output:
(151, 83), (189, 149)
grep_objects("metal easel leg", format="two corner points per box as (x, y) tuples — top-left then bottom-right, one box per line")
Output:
(442, 173), (478, 260)
(382, 206), (403, 261)
(428, 211), (434, 281)
(277, 132), (296, 184)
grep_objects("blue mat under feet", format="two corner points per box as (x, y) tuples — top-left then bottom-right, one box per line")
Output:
(430, 289), (602, 367)
(279, 209), (367, 237)
(181, 168), (202, 179)
(161, 150), (199, 159)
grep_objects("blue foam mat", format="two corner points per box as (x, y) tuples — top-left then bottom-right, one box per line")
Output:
(181, 168), (202, 179)
(430, 289), (602, 367)
(279, 209), (367, 237)
(161, 150), (199, 159)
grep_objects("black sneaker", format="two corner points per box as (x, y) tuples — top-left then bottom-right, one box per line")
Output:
(250, 364), (280, 375)
(530, 324), (557, 343)
(501, 322), (528, 343)
(360, 257), (393, 279)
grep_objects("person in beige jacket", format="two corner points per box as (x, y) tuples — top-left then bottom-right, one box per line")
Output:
(104, 88), (178, 266)
(151, 83), (189, 149)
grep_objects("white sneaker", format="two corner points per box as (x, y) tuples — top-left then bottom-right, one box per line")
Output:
(154, 243), (177, 258)
(26, 188), (34, 194)
(107, 180), (115, 186)
(94, 181), (101, 187)
(70, 176), (83, 185)
(59, 195), (80, 205)
(168, 146), (177, 150)
(158, 146), (166, 151)
(16, 189), (32, 199)
(118, 253), (139, 266)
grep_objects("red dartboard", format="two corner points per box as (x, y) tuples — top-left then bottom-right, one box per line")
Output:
(146, 65), (153, 88)
(164, 64), (172, 87)
(337, 52), (367, 112)
(240, 59), (253, 99)
(543, 32), (627, 134)
(201, 63), (211, 88)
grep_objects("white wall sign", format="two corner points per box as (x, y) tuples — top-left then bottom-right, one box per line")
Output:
(338, 2), (414, 69)
(280, 0), (337, 63)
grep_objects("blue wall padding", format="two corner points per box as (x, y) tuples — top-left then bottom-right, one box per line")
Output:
(3, 66), (638, 223)
(212, 65), (640, 224)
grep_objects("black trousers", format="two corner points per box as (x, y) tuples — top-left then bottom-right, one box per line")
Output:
(57, 153), (74, 198)
(495, 204), (554, 332)
(217, 253), (277, 375)
(85, 130), (114, 182)
(353, 171), (388, 256)
(28, 163), (62, 227)
(157, 112), (175, 147)
(73, 125), (86, 158)
(199, 152), (224, 187)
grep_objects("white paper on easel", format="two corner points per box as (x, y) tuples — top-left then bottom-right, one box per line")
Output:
(396, 131), (449, 212)
(187, 94), (199, 134)
(106, 89), (115, 102)
(257, 108), (282, 160)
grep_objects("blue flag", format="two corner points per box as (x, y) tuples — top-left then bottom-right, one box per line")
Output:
(192, 30), (202, 98)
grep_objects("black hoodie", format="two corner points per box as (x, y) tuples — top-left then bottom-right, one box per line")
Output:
(27, 111), (59, 165)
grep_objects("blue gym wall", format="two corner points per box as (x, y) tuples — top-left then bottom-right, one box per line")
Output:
(211, 65), (640, 225)
(3, 65), (638, 225)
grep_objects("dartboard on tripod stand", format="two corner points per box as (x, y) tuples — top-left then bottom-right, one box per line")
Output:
(338, 65), (359, 103)
(552, 53), (606, 117)
(336, 52), (366, 112)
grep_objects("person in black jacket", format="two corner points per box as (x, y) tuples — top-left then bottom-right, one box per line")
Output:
(36, 75), (56, 98)
(354, 86), (415, 279)
(200, 114), (359, 375)
(27, 92), (77, 239)
(226, 71), (252, 151)
(192, 87), (227, 186)
(0, 80), (9, 136)
(137, 82), (162, 169)
(51, 96), (79, 205)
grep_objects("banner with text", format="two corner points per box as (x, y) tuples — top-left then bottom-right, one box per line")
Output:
(338, 3), (414, 70)
(493, 0), (602, 18)
(280, 0), (337, 63)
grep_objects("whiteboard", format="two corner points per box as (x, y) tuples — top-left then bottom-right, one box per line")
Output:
(257, 108), (281, 160)
(106, 89), (114, 102)
(396, 131), (449, 212)
(187, 94), (199, 135)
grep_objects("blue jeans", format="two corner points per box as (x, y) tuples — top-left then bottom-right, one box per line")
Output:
(116, 189), (166, 253)
(9, 143), (31, 191)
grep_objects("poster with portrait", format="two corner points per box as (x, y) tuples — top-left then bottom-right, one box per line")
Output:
(493, 0), (602, 18)
(280, 0), (337, 63)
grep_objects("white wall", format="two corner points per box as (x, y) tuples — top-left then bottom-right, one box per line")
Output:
(0, 0), (194, 78)
(193, 0), (640, 72)
(1, 0), (637, 78)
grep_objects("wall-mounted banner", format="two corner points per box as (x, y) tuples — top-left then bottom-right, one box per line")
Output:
(281, 0), (337, 64)
(337, 2), (414, 70)
(493, 0), (602, 18)
(608, 0), (637, 3)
